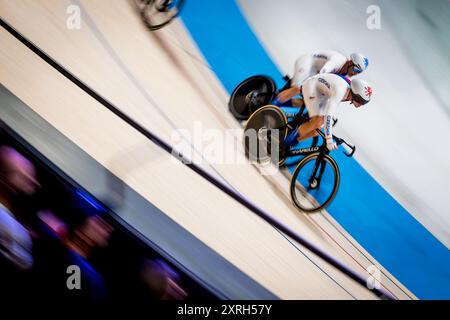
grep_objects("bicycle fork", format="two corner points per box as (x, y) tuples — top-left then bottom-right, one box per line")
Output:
(308, 153), (327, 190)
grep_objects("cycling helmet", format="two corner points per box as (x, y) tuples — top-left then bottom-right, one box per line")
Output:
(350, 53), (369, 74)
(350, 78), (372, 105)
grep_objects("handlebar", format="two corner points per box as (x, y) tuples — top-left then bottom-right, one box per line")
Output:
(334, 136), (356, 157)
(315, 129), (356, 157)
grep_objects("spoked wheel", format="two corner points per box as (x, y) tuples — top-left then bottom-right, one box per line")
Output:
(290, 153), (340, 213)
(136, 0), (185, 31)
(243, 105), (287, 165)
(229, 76), (277, 120)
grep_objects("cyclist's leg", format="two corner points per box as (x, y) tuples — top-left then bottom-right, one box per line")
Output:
(280, 98), (294, 107)
(284, 117), (321, 146)
(292, 54), (314, 88)
(284, 80), (322, 146)
(298, 117), (322, 141)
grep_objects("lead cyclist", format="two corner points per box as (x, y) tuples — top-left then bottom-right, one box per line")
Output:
(281, 74), (373, 152)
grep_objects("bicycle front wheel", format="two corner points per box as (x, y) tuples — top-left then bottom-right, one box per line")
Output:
(290, 153), (340, 213)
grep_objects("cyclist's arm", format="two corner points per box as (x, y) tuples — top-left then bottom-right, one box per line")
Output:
(320, 56), (343, 74)
(322, 97), (339, 139)
(292, 54), (313, 88)
(276, 86), (301, 103)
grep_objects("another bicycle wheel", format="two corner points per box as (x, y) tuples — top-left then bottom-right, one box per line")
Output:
(138, 0), (185, 31)
(290, 153), (340, 213)
(243, 105), (287, 164)
(229, 76), (277, 120)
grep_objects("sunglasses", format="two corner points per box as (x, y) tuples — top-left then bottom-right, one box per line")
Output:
(352, 93), (367, 106)
(353, 65), (363, 74)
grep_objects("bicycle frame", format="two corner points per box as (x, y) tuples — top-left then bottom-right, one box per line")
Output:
(273, 106), (356, 161)
(286, 130), (328, 158)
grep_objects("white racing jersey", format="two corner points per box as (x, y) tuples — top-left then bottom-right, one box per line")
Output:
(292, 50), (347, 87)
(302, 73), (350, 137)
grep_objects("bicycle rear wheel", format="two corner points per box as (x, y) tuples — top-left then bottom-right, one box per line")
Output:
(290, 153), (340, 213)
(229, 76), (276, 120)
(138, 0), (185, 31)
(243, 105), (287, 164)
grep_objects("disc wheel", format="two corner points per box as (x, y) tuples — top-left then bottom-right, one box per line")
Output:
(229, 76), (276, 120)
(243, 105), (287, 165)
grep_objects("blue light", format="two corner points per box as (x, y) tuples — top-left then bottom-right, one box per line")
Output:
(75, 189), (105, 212)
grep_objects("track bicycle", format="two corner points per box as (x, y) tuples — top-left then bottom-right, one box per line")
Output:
(243, 105), (355, 213)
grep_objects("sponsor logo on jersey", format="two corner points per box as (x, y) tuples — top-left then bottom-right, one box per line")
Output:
(325, 116), (332, 136)
(313, 54), (328, 60)
(318, 77), (331, 89)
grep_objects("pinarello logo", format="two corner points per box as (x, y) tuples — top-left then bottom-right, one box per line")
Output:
(365, 86), (373, 98)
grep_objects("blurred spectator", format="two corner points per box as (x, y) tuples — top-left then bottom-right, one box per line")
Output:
(64, 215), (113, 302)
(34, 214), (113, 304)
(140, 259), (187, 300)
(37, 210), (68, 241)
(66, 214), (113, 256)
(0, 131), (208, 303)
(0, 145), (39, 270)
(0, 145), (40, 302)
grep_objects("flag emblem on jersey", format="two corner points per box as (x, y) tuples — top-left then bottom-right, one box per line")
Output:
(365, 86), (373, 98)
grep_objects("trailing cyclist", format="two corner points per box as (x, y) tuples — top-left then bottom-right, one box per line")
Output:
(273, 51), (369, 106)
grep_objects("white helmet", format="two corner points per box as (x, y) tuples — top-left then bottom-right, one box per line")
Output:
(350, 78), (373, 105)
(350, 53), (369, 74)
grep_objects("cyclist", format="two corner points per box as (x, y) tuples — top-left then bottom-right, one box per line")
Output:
(273, 51), (369, 105)
(283, 74), (372, 151)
